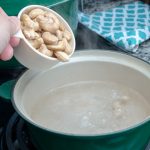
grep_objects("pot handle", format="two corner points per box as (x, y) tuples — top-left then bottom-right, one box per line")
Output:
(0, 80), (16, 102)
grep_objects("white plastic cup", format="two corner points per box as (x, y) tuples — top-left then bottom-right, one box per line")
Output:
(14, 5), (76, 71)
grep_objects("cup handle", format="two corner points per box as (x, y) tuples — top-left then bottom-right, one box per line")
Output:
(0, 80), (16, 101)
(14, 30), (23, 39)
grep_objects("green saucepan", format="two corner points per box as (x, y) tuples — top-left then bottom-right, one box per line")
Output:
(1, 50), (150, 150)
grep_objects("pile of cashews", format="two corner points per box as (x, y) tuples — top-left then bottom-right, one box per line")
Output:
(21, 8), (73, 61)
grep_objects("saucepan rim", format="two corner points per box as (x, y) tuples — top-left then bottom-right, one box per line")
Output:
(11, 49), (150, 138)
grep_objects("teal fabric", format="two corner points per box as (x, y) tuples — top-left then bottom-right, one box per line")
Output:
(78, 1), (150, 52)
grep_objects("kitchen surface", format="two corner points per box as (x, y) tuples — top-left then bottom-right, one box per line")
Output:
(0, 0), (150, 150)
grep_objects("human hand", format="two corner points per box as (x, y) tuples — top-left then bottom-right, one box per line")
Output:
(0, 7), (20, 61)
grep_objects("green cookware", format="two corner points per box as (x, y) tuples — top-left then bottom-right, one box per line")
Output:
(0, 0), (78, 69)
(1, 50), (150, 150)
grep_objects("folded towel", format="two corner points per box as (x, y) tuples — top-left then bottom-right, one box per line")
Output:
(78, 1), (150, 52)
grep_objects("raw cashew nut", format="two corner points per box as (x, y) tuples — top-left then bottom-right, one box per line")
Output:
(21, 14), (40, 31)
(36, 14), (54, 24)
(39, 20), (59, 34)
(37, 12), (60, 33)
(55, 51), (69, 62)
(59, 23), (65, 31)
(38, 44), (53, 57)
(36, 15), (45, 22)
(29, 8), (44, 19)
(32, 22), (39, 31)
(42, 32), (58, 44)
(63, 30), (72, 41)
(29, 38), (44, 49)
(47, 41), (65, 51)
(44, 12), (60, 26)
(23, 28), (40, 40)
(63, 38), (72, 55)
(56, 30), (63, 40)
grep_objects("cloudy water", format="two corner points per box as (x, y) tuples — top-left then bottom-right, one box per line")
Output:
(26, 81), (150, 135)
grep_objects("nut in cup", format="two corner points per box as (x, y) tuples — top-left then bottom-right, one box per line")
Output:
(14, 5), (75, 71)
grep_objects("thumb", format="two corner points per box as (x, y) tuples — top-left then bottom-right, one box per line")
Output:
(9, 16), (20, 36)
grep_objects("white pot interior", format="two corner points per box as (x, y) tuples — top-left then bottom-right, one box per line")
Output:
(13, 50), (150, 135)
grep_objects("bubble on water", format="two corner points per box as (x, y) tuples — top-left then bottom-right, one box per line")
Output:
(102, 119), (106, 124)
(112, 90), (118, 98)
(122, 95), (129, 100)
(80, 115), (94, 128)
(88, 111), (92, 116)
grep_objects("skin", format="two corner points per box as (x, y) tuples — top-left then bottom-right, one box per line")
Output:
(0, 7), (20, 61)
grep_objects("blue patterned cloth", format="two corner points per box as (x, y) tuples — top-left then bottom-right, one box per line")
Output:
(78, 1), (150, 52)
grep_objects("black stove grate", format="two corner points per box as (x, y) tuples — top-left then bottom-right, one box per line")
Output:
(0, 113), (36, 150)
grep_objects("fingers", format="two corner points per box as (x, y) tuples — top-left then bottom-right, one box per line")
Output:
(0, 44), (13, 61)
(9, 16), (20, 35)
(10, 37), (20, 47)
(0, 8), (10, 54)
(0, 8), (20, 60)
(0, 38), (20, 60)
